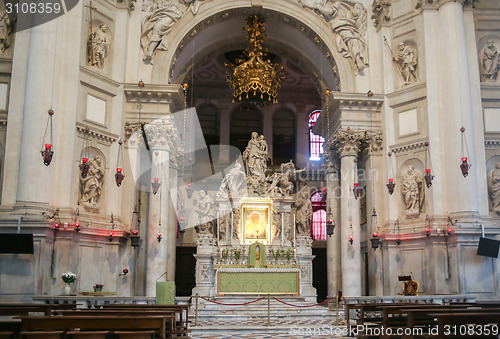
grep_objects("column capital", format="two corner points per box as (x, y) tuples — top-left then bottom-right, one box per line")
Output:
(363, 130), (384, 157)
(143, 119), (181, 155)
(331, 128), (364, 158)
(417, 0), (475, 10)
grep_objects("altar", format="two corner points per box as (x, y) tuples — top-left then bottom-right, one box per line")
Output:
(216, 267), (300, 295)
(190, 133), (317, 302)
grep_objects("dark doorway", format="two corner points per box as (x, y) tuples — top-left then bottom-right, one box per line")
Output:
(312, 247), (327, 302)
(175, 247), (196, 296)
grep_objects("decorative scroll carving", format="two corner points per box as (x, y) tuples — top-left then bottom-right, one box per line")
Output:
(87, 23), (110, 69)
(298, 0), (369, 73)
(331, 128), (364, 157)
(80, 155), (105, 207)
(371, 0), (391, 29)
(480, 39), (500, 83)
(143, 119), (180, 153)
(141, 0), (203, 63)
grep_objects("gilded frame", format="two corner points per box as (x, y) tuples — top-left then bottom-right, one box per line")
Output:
(241, 198), (272, 245)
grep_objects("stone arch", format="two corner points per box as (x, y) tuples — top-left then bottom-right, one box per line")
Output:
(149, 0), (358, 92)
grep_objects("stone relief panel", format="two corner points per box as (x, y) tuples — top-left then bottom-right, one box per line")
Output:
(487, 156), (500, 216)
(298, 0), (369, 73)
(87, 20), (111, 70)
(478, 36), (500, 84)
(400, 159), (425, 217)
(393, 41), (418, 86)
(0, 2), (15, 56)
(141, 0), (204, 63)
(79, 148), (106, 210)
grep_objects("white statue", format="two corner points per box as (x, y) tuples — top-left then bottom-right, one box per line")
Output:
(299, 0), (368, 73)
(267, 160), (305, 197)
(394, 42), (417, 85)
(480, 40), (500, 82)
(88, 24), (109, 69)
(80, 156), (105, 206)
(216, 162), (247, 198)
(401, 165), (425, 215)
(0, 1), (12, 54)
(141, 0), (203, 62)
(193, 190), (216, 234)
(295, 187), (312, 236)
(242, 132), (268, 179)
(488, 162), (500, 215)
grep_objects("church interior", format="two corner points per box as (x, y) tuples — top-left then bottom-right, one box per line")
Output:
(1, 0), (500, 337)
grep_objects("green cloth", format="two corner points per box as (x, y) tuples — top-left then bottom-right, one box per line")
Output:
(248, 242), (267, 268)
(218, 271), (298, 295)
(156, 281), (175, 305)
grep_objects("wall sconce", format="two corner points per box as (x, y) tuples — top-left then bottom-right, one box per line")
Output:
(394, 219), (401, 245)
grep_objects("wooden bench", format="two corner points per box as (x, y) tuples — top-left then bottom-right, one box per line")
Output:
(0, 332), (14, 339)
(56, 310), (189, 337)
(18, 315), (175, 339)
(20, 330), (65, 338)
(431, 312), (500, 339)
(0, 304), (76, 316)
(100, 304), (189, 333)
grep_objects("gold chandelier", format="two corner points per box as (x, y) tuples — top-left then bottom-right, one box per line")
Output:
(226, 15), (285, 106)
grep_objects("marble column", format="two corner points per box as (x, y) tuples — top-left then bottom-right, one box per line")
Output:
(144, 120), (172, 296)
(364, 132), (384, 296)
(166, 162), (178, 282)
(325, 151), (342, 297)
(333, 129), (363, 297)
(13, 18), (58, 211)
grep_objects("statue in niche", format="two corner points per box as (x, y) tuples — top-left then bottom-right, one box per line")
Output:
(488, 162), (500, 215)
(216, 162), (247, 198)
(141, 0), (203, 63)
(80, 155), (105, 206)
(295, 186), (312, 236)
(394, 42), (417, 85)
(0, 1), (13, 54)
(267, 160), (305, 197)
(480, 39), (500, 82)
(87, 24), (109, 69)
(298, 0), (369, 73)
(193, 190), (216, 234)
(218, 214), (227, 242)
(401, 165), (425, 215)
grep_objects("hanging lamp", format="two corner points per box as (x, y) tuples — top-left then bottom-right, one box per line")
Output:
(41, 109), (55, 166)
(460, 126), (471, 177)
(115, 139), (125, 187)
(79, 127), (91, 178)
(386, 152), (395, 195)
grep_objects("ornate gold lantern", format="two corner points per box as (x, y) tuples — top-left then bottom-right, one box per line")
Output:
(226, 15), (285, 106)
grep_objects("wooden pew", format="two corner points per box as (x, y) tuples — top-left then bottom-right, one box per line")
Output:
(0, 304), (76, 316)
(18, 315), (175, 339)
(431, 312), (500, 339)
(100, 304), (189, 333)
(56, 310), (189, 337)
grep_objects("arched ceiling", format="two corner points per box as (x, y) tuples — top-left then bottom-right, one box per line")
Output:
(168, 8), (342, 107)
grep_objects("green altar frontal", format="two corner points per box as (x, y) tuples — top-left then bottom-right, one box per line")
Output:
(216, 268), (300, 295)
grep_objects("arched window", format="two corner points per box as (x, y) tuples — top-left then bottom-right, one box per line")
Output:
(311, 191), (326, 241)
(308, 111), (324, 161)
(230, 106), (262, 155)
